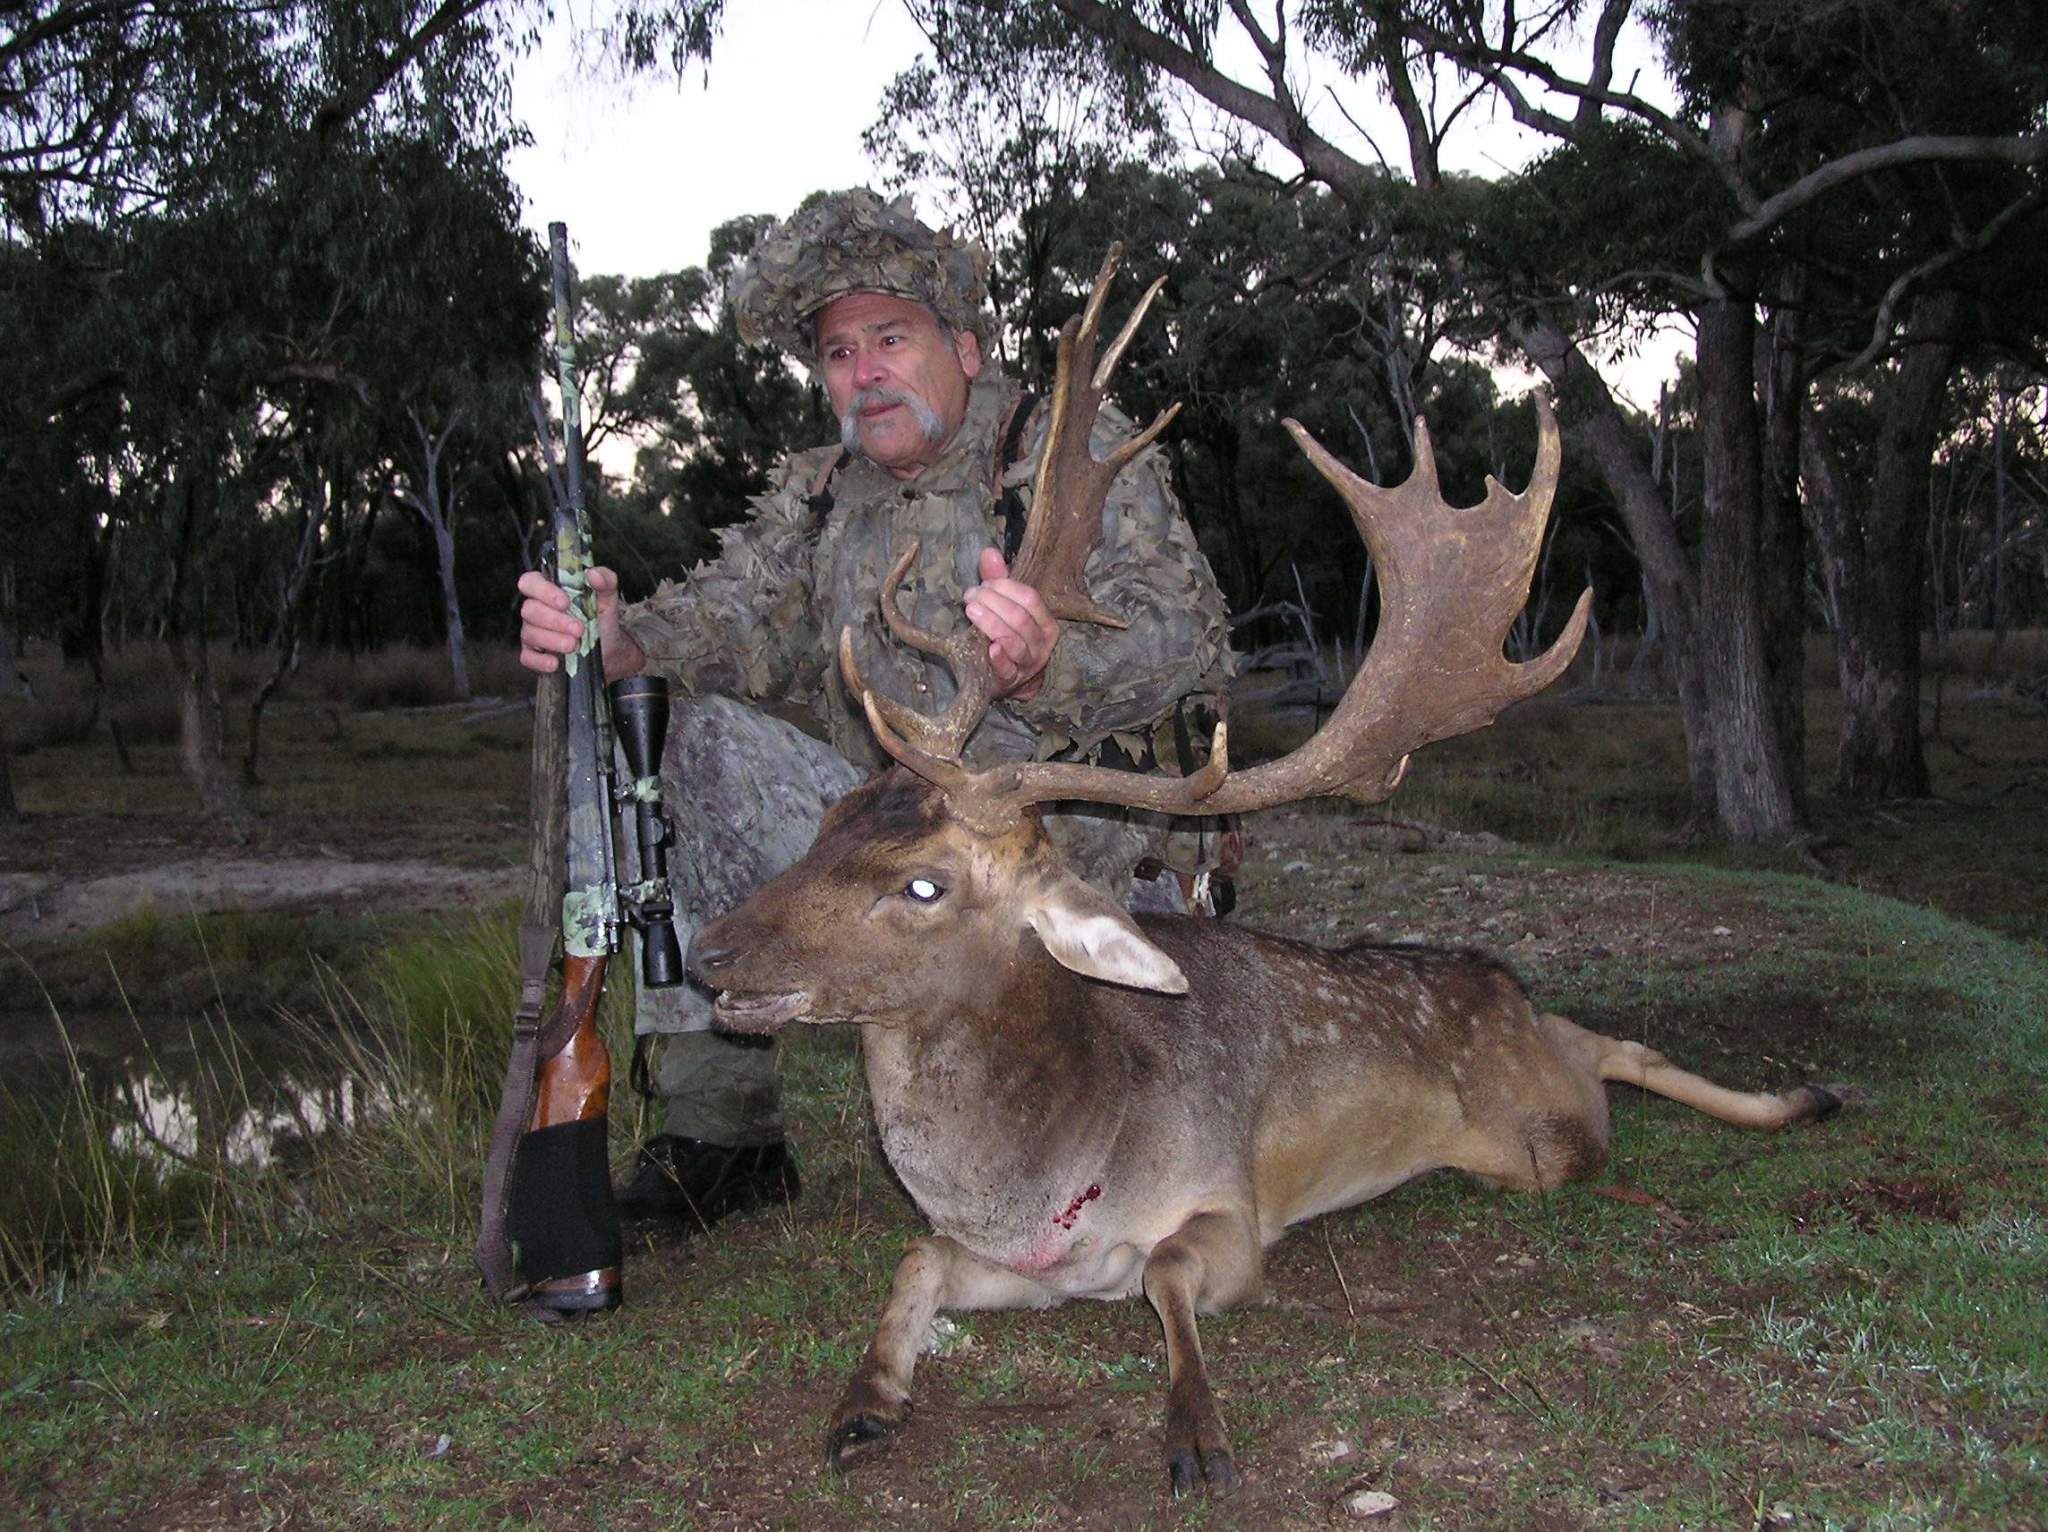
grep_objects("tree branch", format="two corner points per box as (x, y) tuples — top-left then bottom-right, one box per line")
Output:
(1048, 0), (1375, 194)
(1727, 132), (2048, 247)
(309, 0), (492, 140)
(1397, 12), (1740, 207)
(1823, 186), (2048, 379)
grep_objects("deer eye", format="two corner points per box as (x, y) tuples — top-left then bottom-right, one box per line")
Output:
(904, 877), (945, 904)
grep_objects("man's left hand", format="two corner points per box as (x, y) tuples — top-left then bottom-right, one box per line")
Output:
(965, 548), (1058, 700)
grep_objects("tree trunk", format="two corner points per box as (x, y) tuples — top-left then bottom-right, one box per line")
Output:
(1695, 294), (1805, 842)
(164, 456), (252, 832)
(244, 469), (331, 785)
(1807, 289), (1959, 800)
(1512, 314), (1718, 820)
(1758, 264), (1810, 819)
(433, 512), (472, 700)
(405, 409), (472, 700)
(0, 729), (18, 823)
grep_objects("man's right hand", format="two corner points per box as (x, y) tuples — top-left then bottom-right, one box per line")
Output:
(517, 565), (646, 681)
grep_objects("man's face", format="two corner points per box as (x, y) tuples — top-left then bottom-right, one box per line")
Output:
(814, 291), (982, 480)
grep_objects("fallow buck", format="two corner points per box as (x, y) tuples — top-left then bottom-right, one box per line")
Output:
(689, 250), (1845, 1497)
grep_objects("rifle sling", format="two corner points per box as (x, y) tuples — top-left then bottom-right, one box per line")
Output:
(476, 667), (571, 1315)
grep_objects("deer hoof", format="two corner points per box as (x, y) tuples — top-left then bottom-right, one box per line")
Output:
(1798, 1082), (1870, 1122)
(826, 1408), (906, 1471)
(1166, 1444), (1238, 1498)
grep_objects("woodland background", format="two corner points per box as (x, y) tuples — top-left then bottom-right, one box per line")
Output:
(4, 7), (2047, 1526)
(4, 0), (2046, 848)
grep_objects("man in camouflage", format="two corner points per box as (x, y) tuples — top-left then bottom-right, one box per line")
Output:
(518, 189), (1233, 1231)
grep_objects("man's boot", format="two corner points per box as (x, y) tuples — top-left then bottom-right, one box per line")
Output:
(614, 1135), (801, 1230)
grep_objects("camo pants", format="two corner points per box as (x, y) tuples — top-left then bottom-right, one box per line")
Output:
(633, 695), (1189, 1147)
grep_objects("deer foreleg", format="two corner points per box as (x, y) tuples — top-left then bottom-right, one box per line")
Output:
(1141, 1207), (1263, 1497)
(828, 1234), (1061, 1470)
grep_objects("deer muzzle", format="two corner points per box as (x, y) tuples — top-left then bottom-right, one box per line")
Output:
(687, 933), (813, 1034)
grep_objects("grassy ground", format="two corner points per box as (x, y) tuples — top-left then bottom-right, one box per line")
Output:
(1, 638), (2045, 1528)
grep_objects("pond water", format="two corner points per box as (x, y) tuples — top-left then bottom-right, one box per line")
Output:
(1, 1003), (407, 1175)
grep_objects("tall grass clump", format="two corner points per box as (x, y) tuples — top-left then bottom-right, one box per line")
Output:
(0, 1078), (211, 1294)
(311, 908), (641, 1241)
(364, 911), (523, 1116)
(290, 911), (526, 1240)
(0, 1012), (264, 1296)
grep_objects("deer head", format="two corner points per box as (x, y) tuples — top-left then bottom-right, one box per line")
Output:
(693, 246), (1590, 1029)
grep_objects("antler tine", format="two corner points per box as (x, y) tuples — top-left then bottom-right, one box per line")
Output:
(851, 661), (973, 793)
(996, 395), (1589, 818)
(1015, 246), (1178, 630)
(836, 560), (997, 764)
(1093, 271), (1168, 393)
(1074, 244), (1123, 353)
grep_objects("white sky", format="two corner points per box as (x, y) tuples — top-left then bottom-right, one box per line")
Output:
(506, 5), (1688, 410)
(508, 0), (928, 280)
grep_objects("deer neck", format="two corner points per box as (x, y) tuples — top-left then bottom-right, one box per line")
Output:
(857, 943), (1126, 1244)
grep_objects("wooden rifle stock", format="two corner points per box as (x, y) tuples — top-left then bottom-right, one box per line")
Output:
(530, 955), (612, 1130)
(513, 953), (620, 1312)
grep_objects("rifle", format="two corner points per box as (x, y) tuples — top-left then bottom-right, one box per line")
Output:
(475, 221), (685, 1319)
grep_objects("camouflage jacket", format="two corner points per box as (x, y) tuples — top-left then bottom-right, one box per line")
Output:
(617, 364), (1234, 775)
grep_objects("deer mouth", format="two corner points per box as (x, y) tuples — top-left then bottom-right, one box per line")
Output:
(712, 988), (811, 1033)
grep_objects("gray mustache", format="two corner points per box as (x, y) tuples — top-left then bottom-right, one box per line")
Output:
(840, 386), (945, 457)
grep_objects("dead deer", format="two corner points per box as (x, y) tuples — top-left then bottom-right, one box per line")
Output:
(688, 250), (1845, 1497)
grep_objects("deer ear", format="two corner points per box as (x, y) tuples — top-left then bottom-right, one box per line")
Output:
(1021, 872), (1189, 995)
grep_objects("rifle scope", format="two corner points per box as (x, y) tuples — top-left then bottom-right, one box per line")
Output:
(609, 676), (687, 989)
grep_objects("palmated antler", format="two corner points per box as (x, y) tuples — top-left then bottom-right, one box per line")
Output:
(982, 397), (1591, 818)
(844, 241), (1590, 828)
(840, 244), (1177, 769)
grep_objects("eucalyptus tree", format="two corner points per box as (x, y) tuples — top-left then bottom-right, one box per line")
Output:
(576, 217), (823, 590)
(1377, 0), (2048, 810)
(3, 1), (540, 825)
(890, 0), (2044, 838)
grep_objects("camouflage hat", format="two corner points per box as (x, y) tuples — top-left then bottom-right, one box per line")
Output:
(729, 188), (990, 357)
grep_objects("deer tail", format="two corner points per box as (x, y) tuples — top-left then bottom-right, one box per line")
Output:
(1538, 1013), (1851, 1132)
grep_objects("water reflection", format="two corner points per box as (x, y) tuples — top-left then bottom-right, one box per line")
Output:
(5, 1006), (410, 1174)
(108, 1066), (409, 1172)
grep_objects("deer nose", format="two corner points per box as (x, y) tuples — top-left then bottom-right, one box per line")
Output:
(686, 935), (736, 985)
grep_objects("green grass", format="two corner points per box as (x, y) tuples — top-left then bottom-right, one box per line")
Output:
(10, 870), (2038, 1527)
(2, 659), (2046, 1526)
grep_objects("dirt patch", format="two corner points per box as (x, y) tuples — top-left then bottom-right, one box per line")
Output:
(1786, 1176), (1967, 1232)
(1233, 807), (1805, 972)
(0, 857), (521, 942)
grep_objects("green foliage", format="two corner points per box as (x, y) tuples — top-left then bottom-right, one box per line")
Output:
(1476, 120), (1724, 332)
(578, 225), (828, 592)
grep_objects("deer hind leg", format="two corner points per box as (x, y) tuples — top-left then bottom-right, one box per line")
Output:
(1445, 1010), (1616, 1194)
(828, 1234), (1061, 1470)
(1141, 1206), (1264, 1498)
(1539, 1012), (1847, 1131)
(1452, 1010), (1845, 1195)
